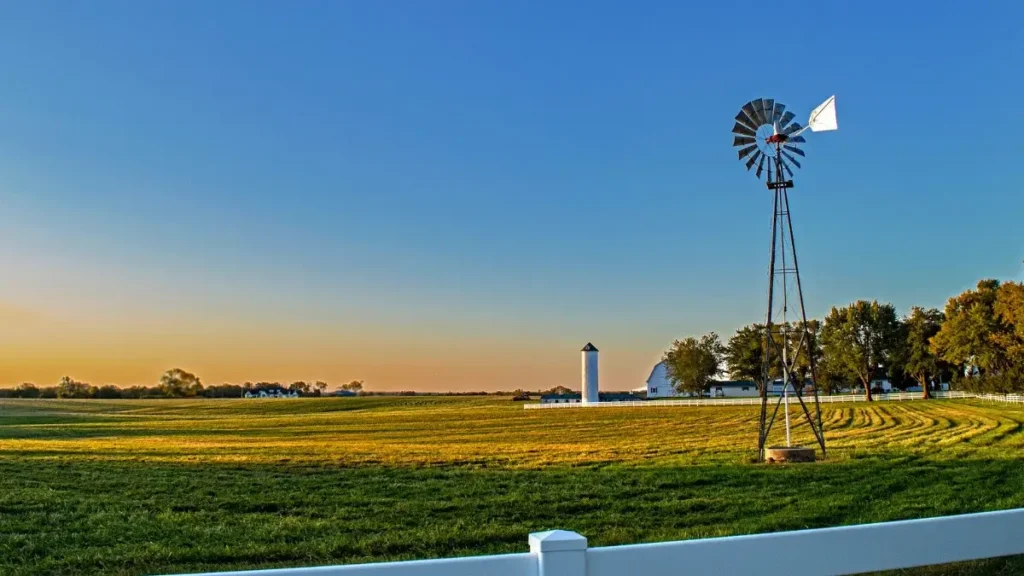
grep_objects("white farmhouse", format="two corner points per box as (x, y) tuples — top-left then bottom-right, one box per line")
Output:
(710, 381), (759, 397)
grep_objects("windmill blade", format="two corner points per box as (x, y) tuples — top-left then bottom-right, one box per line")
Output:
(783, 144), (805, 157)
(759, 99), (772, 125)
(741, 102), (759, 127)
(759, 98), (772, 125)
(782, 150), (802, 169)
(778, 111), (796, 131)
(767, 157), (774, 182)
(755, 154), (766, 179)
(790, 135), (806, 143)
(745, 150), (761, 170)
(750, 99), (766, 126)
(737, 143), (758, 160)
(772, 103), (786, 125)
(784, 122), (803, 135)
(733, 135), (756, 147)
(779, 158), (794, 178)
(735, 111), (758, 132)
(732, 121), (756, 137)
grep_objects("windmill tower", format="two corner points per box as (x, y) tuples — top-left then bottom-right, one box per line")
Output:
(732, 96), (837, 461)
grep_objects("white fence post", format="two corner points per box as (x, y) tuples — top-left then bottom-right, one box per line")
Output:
(530, 530), (587, 576)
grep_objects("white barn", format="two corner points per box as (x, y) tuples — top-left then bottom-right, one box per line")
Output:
(635, 362), (679, 398)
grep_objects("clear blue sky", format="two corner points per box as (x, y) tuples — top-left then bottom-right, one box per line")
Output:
(1, 1), (1022, 390)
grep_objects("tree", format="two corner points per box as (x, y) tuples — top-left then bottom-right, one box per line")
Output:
(725, 321), (822, 389)
(931, 280), (1008, 380)
(95, 385), (123, 399)
(288, 381), (311, 395)
(56, 376), (93, 399)
(341, 380), (364, 393)
(820, 301), (903, 401)
(815, 352), (848, 395)
(159, 368), (203, 397)
(662, 333), (724, 398)
(313, 381), (328, 396)
(203, 383), (243, 398)
(903, 307), (945, 399)
(788, 319), (823, 383)
(15, 383), (40, 398)
(993, 282), (1024, 385)
(724, 324), (765, 382)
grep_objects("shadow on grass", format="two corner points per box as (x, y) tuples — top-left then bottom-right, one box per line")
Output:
(1, 454), (1024, 575)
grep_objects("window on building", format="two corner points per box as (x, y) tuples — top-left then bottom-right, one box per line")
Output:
(742, 387), (750, 391)
(651, 387), (657, 394)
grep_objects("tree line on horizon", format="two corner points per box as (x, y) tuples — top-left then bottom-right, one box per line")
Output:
(0, 369), (368, 399)
(662, 278), (1024, 400)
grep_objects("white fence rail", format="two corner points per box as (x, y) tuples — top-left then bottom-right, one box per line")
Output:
(171, 508), (1024, 576)
(525, 391), (976, 409)
(974, 393), (1024, 404)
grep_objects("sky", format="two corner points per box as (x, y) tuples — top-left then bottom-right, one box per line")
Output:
(1, 1), (1022, 391)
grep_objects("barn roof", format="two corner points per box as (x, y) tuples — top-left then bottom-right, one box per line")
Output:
(582, 343), (599, 352)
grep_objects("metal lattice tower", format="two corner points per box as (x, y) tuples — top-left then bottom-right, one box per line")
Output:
(732, 96), (837, 461)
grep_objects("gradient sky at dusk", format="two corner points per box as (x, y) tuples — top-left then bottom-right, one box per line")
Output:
(1, 1), (1022, 390)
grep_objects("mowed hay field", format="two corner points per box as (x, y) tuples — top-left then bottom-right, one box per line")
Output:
(2, 398), (1024, 575)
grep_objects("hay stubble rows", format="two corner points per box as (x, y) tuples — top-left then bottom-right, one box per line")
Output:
(1, 397), (1023, 575)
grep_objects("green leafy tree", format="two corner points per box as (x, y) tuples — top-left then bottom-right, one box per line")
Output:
(662, 333), (724, 398)
(95, 385), (123, 399)
(725, 324), (765, 382)
(341, 380), (364, 393)
(993, 282), (1024, 384)
(820, 301), (903, 401)
(15, 383), (40, 398)
(788, 319), (823, 383)
(903, 307), (946, 398)
(313, 381), (328, 396)
(56, 376), (93, 399)
(726, 321), (822, 391)
(815, 352), (847, 395)
(931, 280), (1008, 379)
(159, 368), (203, 397)
(288, 381), (311, 395)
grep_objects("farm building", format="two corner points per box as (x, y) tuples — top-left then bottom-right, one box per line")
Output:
(710, 380), (758, 397)
(639, 363), (757, 398)
(244, 388), (299, 399)
(635, 362), (680, 398)
(539, 392), (644, 404)
(540, 393), (581, 404)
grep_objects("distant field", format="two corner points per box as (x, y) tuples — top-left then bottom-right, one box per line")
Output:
(2, 397), (1024, 575)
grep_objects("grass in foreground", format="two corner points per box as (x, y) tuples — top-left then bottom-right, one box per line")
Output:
(1, 397), (1023, 575)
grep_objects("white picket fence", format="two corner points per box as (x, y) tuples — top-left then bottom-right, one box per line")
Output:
(524, 391), (980, 409)
(973, 393), (1024, 404)
(171, 508), (1024, 576)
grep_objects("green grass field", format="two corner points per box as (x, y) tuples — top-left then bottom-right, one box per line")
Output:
(2, 397), (1024, 575)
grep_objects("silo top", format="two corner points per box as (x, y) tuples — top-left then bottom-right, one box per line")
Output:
(581, 343), (599, 352)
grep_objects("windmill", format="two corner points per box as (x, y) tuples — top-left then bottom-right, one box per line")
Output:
(732, 96), (837, 462)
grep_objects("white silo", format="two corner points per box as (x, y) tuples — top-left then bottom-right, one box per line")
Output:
(581, 343), (599, 403)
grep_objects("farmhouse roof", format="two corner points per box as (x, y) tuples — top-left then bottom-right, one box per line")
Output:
(712, 380), (758, 388)
(582, 343), (599, 352)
